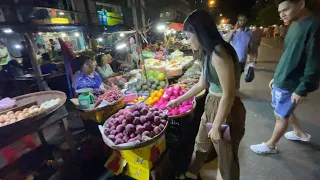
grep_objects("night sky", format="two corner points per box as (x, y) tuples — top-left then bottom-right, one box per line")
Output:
(218, 0), (257, 23)
(146, 0), (258, 24)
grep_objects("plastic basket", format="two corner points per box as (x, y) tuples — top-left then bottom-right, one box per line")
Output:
(99, 116), (169, 150)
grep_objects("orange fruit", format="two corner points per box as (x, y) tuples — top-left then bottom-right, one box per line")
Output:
(149, 99), (155, 105)
(153, 97), (159, 102)
(151, 93), (156, 98)
(159, 89), (164, 93)
(156, 92), (163, 98)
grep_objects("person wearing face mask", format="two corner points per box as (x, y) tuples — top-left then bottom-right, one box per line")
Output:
(226, 14), (252, 72)
(167, 10), (246, 180)
(250, 0), (320, 155)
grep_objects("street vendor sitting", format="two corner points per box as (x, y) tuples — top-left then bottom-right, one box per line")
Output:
(95, 54), (115, 80)
(74, 55), (106, 90)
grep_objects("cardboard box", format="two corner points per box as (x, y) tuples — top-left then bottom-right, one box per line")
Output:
(125, 162), (150, 180)
(120, 135), (166, 169)
(104, 151), (127, 175)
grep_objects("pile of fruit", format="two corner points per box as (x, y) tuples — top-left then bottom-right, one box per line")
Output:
(146, 71), (166, 81)
(176, 79), (199, 90)
(94, 88), (124, 108)
(0, 105), (43, 127)
(103, 104), (168, 145)
(135, 76), (167, 94)
(127, 95), (147, 104)
(106, 75), (128, 89)
(145, 89), (164, 106)
(153, 85), (194, 116)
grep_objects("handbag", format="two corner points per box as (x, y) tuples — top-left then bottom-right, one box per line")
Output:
(245, 62), (255, 82)
(206, 123), (231, 143)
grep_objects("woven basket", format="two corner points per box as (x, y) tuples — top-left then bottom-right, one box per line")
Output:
(196, 89), (206, 100)
(0, 91), (66, 127)
(76, 96), (125, 124)
(100, 115), (169, 150)
(168, 100), (196, 120)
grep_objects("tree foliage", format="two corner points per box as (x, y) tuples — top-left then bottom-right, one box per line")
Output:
(256, 0), (280, 26)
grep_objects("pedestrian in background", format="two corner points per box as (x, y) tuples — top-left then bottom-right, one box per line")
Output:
(168, 10), (245, 180)
(249, 26), (263, 63)
(250, 0), (320, 155)
(226, 14), (252, 72)
(274, 25), (280, 42)
(88, 34), (98, 53)
(0, 41), (11, 66)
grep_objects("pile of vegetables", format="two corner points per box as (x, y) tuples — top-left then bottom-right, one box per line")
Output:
(176, 79), (198, 90)
(106, 76), (128, 89)
(92, 89), (107, 99)
(103, 104), (168, 145)
(153, 85), (194, 116)
(94, 88), (124, 108)
(179, 62), (202, 80)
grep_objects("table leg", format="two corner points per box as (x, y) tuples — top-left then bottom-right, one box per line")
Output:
(37, 130), (55, 159)
(59, 118), (77, 155)
(37, 130), (48, 146)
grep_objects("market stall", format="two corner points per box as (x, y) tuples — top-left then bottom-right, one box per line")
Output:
(65, 25), (206, 179)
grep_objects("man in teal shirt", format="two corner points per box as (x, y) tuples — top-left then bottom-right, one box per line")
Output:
(251, 0), (320, 154)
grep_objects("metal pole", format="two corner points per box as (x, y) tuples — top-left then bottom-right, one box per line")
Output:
(132, 0), (139, 29)
(140, 0), (147, 39)
(24, 34), (48, 91)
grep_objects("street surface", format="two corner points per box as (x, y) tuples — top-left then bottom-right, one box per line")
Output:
(201, 38), (320, 180)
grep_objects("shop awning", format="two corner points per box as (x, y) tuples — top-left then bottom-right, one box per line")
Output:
(169, 23), (183, 31)
(37, 25), (83, 32)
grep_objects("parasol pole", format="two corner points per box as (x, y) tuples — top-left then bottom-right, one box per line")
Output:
(24, 34), (49, 91)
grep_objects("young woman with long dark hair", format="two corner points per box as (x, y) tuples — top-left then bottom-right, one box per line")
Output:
(167, 10), (246, 180)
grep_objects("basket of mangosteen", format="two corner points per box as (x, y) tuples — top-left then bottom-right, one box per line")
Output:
(98, 103), (169, 150)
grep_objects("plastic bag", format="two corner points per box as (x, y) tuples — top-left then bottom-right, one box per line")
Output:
(245, 63), (255, 83)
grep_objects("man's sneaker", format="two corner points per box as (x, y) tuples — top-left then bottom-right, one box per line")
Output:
(250, 142), (278, 154)
(284, 131), (311, 142)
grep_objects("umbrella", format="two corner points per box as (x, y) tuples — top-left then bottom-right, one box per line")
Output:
(169, 23), (184, 31)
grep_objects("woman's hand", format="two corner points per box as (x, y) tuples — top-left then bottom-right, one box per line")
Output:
(269, 79), (274, 90)
(166, 99), (182, 109)
(208, 126), (221, 142)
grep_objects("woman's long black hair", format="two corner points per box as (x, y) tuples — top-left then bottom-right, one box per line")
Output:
(183, 9), (239, 84)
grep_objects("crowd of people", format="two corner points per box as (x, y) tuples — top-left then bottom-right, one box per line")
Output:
(72, 47), (137, 91)
(165, 0), (320, 179)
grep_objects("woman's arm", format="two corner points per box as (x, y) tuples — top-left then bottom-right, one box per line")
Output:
(167, 71), (206, 108)
(211, 46), (236, 129)
(96, 66), (108, 80)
